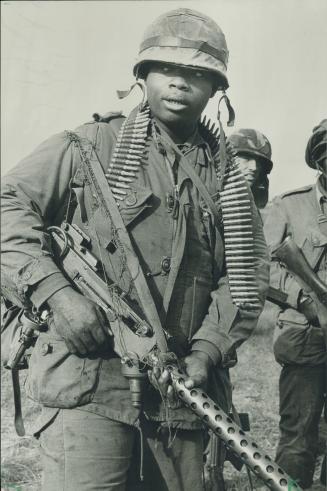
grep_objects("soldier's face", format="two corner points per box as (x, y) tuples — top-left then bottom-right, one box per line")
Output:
(145, 62), (214, 137)
(236, 155), (260, 187)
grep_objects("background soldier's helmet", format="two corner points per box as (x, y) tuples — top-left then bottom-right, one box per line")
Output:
(133, 8), (229, 90)
(227, 128), (273, 174)
(305, 119), (327, 169)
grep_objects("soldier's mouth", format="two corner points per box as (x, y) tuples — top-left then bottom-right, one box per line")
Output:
(163, 98), (188, 109)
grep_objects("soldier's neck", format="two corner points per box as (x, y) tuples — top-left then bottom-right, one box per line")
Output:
(154, 118), (197, 144)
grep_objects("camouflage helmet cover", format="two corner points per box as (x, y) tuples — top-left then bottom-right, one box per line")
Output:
(305, 119), (327, 169)
(227, 128), (273, 173)
(133, 8), (229, 90)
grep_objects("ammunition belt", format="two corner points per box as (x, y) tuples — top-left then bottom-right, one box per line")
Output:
(106, 106), (259, 308)
(200, 118), (260, 309)
(105, 104), (150, 201)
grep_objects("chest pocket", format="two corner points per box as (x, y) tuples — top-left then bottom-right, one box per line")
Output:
(302, 228), (327, 270)
(89, 183), (154, 251)
(118, 184), (154, 229)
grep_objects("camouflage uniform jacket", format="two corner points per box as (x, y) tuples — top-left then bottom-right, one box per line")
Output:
(1, 114), (269, 429)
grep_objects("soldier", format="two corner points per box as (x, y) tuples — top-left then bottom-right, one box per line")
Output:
(264, 119), (327, 489)
(1, 8), (269, 490)
(227, 128), (273, 212)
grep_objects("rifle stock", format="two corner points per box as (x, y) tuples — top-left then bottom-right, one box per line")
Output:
(272, 236), (327, 330)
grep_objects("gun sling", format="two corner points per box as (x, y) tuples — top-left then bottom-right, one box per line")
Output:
(69, 132), (168, 353)
(159, 133), (222, 229)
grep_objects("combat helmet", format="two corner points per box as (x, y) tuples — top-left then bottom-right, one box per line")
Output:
(227, 128), (273, 173)
(133, 8), (229, 91)
(305, 119), (327, 169)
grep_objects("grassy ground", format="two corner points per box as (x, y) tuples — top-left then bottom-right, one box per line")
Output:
(1, 305), (325, 490)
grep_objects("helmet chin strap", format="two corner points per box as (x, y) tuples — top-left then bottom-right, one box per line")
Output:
(216, 92), (235, 188)
(117, 80), (148, 108)
(217, 91), (235, 128)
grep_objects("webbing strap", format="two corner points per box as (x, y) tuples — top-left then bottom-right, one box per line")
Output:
(159, 134), (221, 229)
(69, 133), (168, 353)
(12, 370), (25, 436)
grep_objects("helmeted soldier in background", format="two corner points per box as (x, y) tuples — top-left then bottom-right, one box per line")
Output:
(264, 119), (327, 489)
(227, 128), (273, 212)
(1, 8), (269, 490)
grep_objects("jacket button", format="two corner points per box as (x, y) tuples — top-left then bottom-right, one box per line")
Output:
(166, 193), (175, 212)
(125, 193), (137, 206)
(161, 256), (171, 274)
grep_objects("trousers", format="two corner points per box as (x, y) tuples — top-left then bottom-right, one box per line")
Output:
(275, 364), (326, 488)
(38, 408), (205, 491)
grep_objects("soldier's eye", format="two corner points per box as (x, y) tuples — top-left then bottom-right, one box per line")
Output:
(194, 71), (204, 78)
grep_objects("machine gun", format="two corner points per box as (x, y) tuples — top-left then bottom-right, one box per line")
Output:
(46, 222), (302, 490)
(272, 235), (327, 333)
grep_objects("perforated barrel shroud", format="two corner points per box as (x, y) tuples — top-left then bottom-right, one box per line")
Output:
(169, 365), (302, 491)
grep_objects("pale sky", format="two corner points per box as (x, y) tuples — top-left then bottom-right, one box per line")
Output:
(1, 0), (327, 198)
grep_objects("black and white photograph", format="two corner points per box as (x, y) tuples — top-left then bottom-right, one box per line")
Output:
(1, 1), (326, 490)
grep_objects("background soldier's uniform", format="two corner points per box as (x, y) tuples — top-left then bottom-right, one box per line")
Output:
(264, 179), (327, 488)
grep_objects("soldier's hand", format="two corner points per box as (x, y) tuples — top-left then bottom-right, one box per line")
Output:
(47, 287), (110, 355)
(148, 351), (213, 406)
(298, 291), (319, 326)
(183, 351), (213, 390)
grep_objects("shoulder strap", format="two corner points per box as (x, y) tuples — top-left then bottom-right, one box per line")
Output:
(160, 135), (221, 228)
(12, 370), (25, 436)
(67, 132), (168, 353)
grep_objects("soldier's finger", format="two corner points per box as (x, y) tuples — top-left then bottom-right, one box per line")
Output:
(148, 370), (160, 391)
(71, 335), (89, 356)
(167, 385), (175, 404)
(64, 338), (78, 355)
(91, 324), (108, 347)
(82, 330), (99, 353)
(96, 307), (111, 337)
(159, 369), (170, 384)
(152, 367), (161, 380)
(185, 372), (206, 389)
(184, 377), (196, 389)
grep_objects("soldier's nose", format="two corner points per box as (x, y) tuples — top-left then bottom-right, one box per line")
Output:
(169, 75), (189, 91)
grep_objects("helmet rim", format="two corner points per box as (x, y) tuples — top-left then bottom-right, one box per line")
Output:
(234, 148), (273, 173)
(133, 47), (229, 90)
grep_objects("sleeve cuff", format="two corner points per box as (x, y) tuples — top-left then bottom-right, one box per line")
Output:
(30, 272), (72, 309)
(191, 340), (222, 366)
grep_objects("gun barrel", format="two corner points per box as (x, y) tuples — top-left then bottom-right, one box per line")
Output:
(169, 365), (302, 491)
(273, 236), (327, 306)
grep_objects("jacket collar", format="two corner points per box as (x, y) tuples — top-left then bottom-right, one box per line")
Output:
(152, 119), (213, 167)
